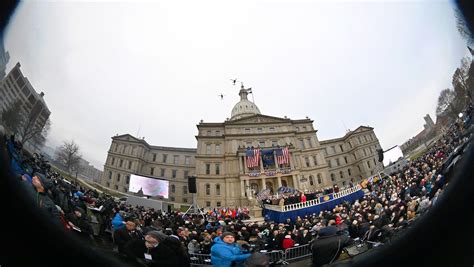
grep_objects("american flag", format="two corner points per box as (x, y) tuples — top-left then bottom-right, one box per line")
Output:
(246, 148), (260, 168)
(276, 147), (290, 165)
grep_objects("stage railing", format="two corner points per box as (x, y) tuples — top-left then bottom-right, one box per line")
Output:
(263, 185), (362, 212)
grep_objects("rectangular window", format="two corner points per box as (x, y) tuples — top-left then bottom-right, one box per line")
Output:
(339, 144), (344, 152)
(206, 144), (211, 154)
(170, 197), (175, 202)
(206, 201), (211, 207)
(305, 157), (310, 167)
(348, 169), (352, 176)
(367, 161), (371, 168)
(153, 153), (156, 161)
(172, 169), (177, 178)
(205, 164), (210, 175)
(119, 159), (123, 168)
(111, 157), (115, 165)
(300, 140), (305, 149)
(328, 160), (332, 168)
(307, 138), (312, 148)
(128, 161), (132, 169)
(108, 171), (112, 179)
(185, 156), (191, 165)
(183, 198), (188, 203)
(162, 154), (168, 163)
(126, 176), (130, 184)
(215, 164), (220, 175)
(216, 184), (221, 195)
(313, 156), (318, 165)
(117, 174), (121, 182)
(331, 146), (336, 154)
(217, 201), (221, 207)
(171, 184), (175, 193)
(215, 144), (221, 154)
(336, 158), (340, 166)
(358, 136), (362, 144)
(174, 155), (179, 164)
(183, 186), (187, 194)
(150, 167), (154, 175)
(206, 184), (210, 195)
(364, 135), (368, 142)
(161, 168), (165, 177)
(344, 156), (348, 164)
(184, 170), (189, 178)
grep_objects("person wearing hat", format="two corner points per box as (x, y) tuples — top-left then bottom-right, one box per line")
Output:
(310, 225), (350, 267)
(124, 230), (186, 267)
(211, 232), (251, 267)
(31, 173), (61, 225)
(114, 219), (144, 255)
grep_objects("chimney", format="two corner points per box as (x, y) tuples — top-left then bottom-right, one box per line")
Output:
(39, 92), (45, 97)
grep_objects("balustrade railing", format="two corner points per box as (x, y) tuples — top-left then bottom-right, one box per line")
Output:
(263, 185), (362, 212)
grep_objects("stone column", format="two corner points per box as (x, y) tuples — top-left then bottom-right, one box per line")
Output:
(292, 175), (298, 189)
(260, 152), (264, 173)
(239, 156), (243, 174)
(261, 177), (266, 191)
(273, 150), (279, 171)
(240, 179), (245, 197)
(289, 151), (295, 170)
(277, 174), (282, 188)
(243, 156), (248, 174)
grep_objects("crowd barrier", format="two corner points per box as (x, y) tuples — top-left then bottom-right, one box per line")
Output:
(189, 244), (312, 266)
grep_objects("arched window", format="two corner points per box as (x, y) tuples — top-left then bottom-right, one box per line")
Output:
(339, 171), (344, 179)
(206, 184), (210, 195)
(317, 174), (322, 184)
(309, 175), (314, 186)
(171, 184), (175, 193)
(330, 173), (335, 181)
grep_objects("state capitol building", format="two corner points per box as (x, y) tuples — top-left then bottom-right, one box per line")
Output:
(101, 86), (383, 208)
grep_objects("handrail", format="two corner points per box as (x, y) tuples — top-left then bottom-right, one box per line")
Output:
(264, 185), (362, 212)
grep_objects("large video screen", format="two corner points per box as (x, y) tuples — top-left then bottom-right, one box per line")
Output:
(128, 174), (169, 198)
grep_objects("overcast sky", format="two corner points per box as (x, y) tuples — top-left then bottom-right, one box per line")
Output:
(4, 0), (469, 170)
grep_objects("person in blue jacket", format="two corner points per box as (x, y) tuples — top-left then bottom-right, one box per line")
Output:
(112, 210), (126, 235)
(211, 232), (251, 267)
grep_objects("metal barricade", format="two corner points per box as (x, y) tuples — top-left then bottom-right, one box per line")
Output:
(283, 244), (312, 263)
(189, 253), (212, 266)
(261, 250), (285, 264)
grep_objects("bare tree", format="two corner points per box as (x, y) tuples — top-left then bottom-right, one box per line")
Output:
(0, 99), (24, 134)
(454, 7), (474, 46)
(56, 140), (82, 175)
(436, 88), (458, 118)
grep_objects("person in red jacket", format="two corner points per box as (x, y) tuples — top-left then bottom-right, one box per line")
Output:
(282, 235), (295, 250)
(300, 193), (307, 203)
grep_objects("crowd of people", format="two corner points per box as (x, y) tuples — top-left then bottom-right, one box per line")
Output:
(3, 103), (472, 267)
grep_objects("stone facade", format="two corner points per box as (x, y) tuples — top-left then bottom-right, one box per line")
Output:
(101, 86), (383, 208)
(100, 134), (196, 204)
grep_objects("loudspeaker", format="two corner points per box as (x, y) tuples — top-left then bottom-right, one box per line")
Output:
(188, 176), (197, 193)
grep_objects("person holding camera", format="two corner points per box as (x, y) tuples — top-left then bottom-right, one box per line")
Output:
(211, 232), (251, 267)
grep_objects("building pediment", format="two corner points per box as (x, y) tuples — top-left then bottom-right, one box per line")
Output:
(112, 134), (145, 143)
(225, 114), (290, 125)
(351, 126), (373, 134)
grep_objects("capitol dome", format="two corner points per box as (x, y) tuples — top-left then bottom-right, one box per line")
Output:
(230, 86), (261, 120)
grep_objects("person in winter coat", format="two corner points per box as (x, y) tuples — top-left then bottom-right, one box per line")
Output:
(211, 232), (251, 267)
(282, 235), (295, 250)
